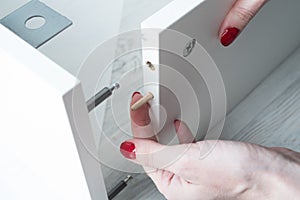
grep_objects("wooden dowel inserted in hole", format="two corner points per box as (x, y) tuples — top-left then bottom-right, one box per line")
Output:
(131, 92), (154, 111)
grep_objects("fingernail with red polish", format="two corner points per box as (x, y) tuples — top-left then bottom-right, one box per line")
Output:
(220, 27), (240, 47)
(132, 92), (141, 98)
(120, 141), (136, 160)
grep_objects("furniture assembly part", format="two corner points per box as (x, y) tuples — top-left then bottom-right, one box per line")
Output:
(0, 24), (107, 200)
(142, 0), (300, 143)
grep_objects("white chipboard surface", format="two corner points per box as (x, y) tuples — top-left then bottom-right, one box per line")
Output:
(142, 0), (300, 144)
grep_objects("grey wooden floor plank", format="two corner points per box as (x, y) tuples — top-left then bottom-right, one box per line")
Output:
(222, 47), (300, 145)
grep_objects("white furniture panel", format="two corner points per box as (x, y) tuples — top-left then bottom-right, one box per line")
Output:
(0, 0), (123, 146)
(0, 25), (107, 200)
(142, 0), (300, 143)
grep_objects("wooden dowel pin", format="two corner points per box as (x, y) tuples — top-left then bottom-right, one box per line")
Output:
(131, 92), (154, 111)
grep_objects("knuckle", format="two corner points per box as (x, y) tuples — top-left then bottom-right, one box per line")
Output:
(141, 142), (155, 167)
(234, 6), (256, 22)
(175, 144), (197, 169)
(145, 150), (156, 168)
(144, 153), (155, 168)
(173, 155), (189, 177)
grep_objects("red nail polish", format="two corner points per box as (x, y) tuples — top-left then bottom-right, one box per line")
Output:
(132, 92), (141, 98)
(120, 141), (136, 159)
(220, 27), (240, 47)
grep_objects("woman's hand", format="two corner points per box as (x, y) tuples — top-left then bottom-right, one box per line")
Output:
(120, 93), (300, 199)
(219, 0), (269, 46)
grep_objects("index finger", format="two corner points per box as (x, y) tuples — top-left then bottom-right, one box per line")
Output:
(219, 0), (268, 46)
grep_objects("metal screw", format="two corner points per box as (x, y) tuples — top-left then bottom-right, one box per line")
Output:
(183, 38), (196, 57)
(110, 83), (120, 91)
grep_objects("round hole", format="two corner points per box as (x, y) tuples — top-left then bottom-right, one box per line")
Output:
(25, 16), (46, 30)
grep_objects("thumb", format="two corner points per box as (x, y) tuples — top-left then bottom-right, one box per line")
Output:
(130, 92), (156, 140)
(120, 139), (192, 174)
(219, 0), (268, 46)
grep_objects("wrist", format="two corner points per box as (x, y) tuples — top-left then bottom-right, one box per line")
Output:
(270, 149), (300, 198)
(248, 148), (300, 199)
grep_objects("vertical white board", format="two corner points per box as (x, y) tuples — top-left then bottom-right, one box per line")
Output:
(0, 0), (124, 147)
(0, 25), (107, 200)
(142, 0), (300, 143)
